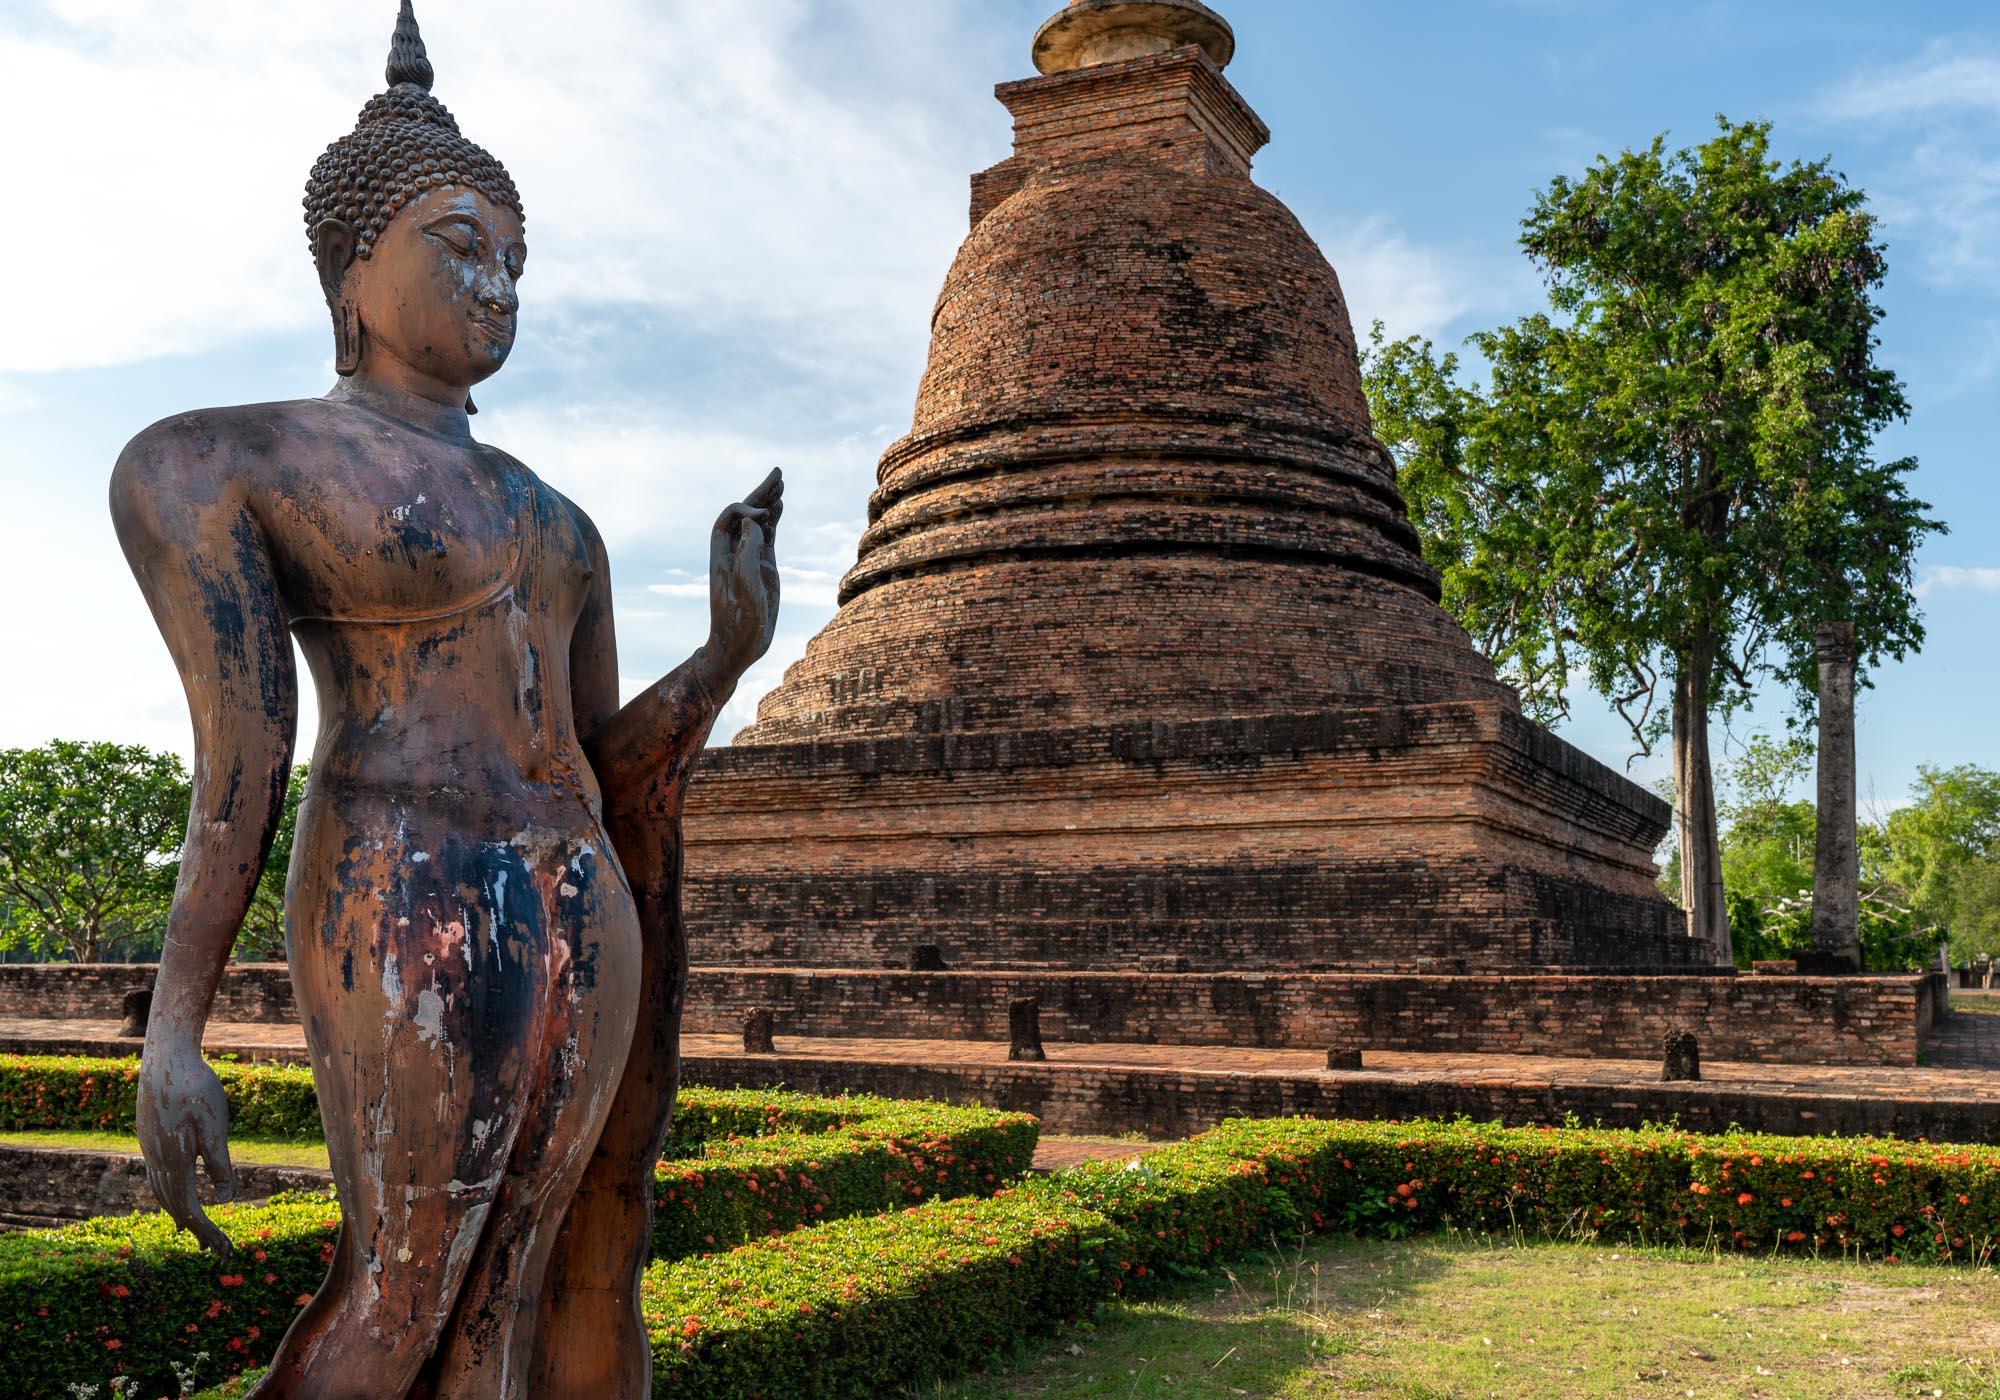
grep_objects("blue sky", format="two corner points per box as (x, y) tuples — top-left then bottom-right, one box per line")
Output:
(0, 0), (1993, 817)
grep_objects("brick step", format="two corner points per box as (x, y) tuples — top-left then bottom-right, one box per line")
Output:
(0, 964), (1940, 1067)
(681, 967), (1935, 1068)
(675, 1034), (2000, 1144)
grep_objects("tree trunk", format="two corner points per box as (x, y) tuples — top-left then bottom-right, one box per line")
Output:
(1673, 640), (1731, 964)
(1808, 621), (1863, 972)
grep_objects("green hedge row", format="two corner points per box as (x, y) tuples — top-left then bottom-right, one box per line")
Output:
(0, 1066), (1035, 1399)
(44, 1110), (2000, 1398)
(642, 1116), (2000, 1393)
(0, 1054), (322, 1141)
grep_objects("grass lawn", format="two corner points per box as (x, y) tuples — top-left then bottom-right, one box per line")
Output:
(0, 1128), (330, 1171)
(1956, 993), (1999, 1016)
(939, 1234), (2000, 1399)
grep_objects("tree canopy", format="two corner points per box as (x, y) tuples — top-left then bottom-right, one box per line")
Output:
(1364, 116), (1943, 960)
(0, 741), (190, 962)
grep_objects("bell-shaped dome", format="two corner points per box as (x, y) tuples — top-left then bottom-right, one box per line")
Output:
(739, 40), (1512, 744)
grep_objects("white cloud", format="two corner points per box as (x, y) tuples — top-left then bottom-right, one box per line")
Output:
(0, 381), (38, 414)
(1915, 565), (2000, 599)
(1816, 46), (2000, 294)
(0, 0), (1008, 374)
(1313, 215), (1518, 342)
(1823, 51), (2000, 122)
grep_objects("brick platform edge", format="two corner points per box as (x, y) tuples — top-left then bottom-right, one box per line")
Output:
(0, 1145), (325, 1231)
(680, 1053), (2000, 1145)
(2, 964), (1948, 1068)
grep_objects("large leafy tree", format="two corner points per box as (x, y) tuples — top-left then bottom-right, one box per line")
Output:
(1875, 763), (2000, 951)
(0, 741), (190, 962)
(1364, 118), (1942, 962)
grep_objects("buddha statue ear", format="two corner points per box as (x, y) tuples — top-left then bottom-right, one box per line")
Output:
(314, 219), (366, 376)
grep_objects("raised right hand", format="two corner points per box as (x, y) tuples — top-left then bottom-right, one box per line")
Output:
(136, 1039), (238, 1256)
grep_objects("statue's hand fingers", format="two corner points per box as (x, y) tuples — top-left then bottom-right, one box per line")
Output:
(148, 1142), (232, 1256)
(200, 1122), (238, 1205)
(742, 468), (784, 510)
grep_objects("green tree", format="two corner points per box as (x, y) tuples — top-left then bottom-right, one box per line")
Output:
(1364, 118), (1942, 962)
(1877, 763), (2000, 945)
(1946, 857), (2000, 963)
(0, 741), (191, 962)
(237, 765), (307, 960)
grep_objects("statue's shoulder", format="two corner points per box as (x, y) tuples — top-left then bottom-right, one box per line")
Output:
(111, 400), (326, 524)
(535, 477), (609, 561)
(115, 399), (329, 476)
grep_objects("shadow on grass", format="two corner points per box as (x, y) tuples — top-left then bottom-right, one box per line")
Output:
(931, 1232), (1457, 1399)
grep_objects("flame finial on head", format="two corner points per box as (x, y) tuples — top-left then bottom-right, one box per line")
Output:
(386, 0), (435, 90)
(304, 1), (522, 263)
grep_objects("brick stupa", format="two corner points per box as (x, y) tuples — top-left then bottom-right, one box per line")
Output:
(686, 0), (1697, 975)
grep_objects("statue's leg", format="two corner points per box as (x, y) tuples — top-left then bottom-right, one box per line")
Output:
(528, 825), (686, 1397)
(250, 809), (549, 1400)
(419, 842), (643, 1400)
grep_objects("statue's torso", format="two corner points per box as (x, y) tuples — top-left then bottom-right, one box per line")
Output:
(209, 396), (603, 813)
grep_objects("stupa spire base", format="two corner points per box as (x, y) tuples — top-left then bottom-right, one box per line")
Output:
(1033, 0), (1235, 74)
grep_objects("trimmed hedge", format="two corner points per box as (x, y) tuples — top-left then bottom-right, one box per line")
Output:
(0, 1067), (1035, 1399)
(636, 1115), (2000, 1394)
(1173, 1116), (2000, 1265)
(54, 1112), (2000, 1398)
(0, 1054), (321, 1142)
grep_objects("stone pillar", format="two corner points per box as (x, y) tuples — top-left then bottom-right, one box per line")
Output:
(1661, 1028), (1701, 1082)
(1808, 622), (1863, 973)
(742, 1008), (776, 1055)
(1008, 996), (1047, 1062)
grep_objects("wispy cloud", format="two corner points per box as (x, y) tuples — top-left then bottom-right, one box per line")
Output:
(1815, 44), (2000, 295)
(1822, 51), (2000, 122)
(0, 0), (1009, 375)
(1313, 216), (1524, 342)
(1915, 565), (2000, 599)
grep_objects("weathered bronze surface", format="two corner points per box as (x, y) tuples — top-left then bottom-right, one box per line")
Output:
(109, 6), (780, 1394)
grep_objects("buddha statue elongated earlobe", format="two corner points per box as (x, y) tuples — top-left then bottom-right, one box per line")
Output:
(334, 303), (367, 377)
(313, 218), (365, 376)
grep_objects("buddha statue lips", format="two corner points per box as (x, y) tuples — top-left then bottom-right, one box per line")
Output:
(108, 4), (782, 1395)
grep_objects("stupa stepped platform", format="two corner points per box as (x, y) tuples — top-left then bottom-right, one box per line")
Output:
(0, 963), (1947, 1071)
(687, 703), (1697, 973)
(2, 1006), (1991, 1147)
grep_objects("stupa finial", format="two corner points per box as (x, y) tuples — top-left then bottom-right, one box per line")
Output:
(1032, 0), (1234, 76)
(386, 0), (435, 91)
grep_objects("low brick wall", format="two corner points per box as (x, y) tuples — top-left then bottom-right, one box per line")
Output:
(0, 963), (295, 1024)
(0, 962), (1929, 1067)
(0, 1145), (326, 1231)
(684, 1055), (2000, 1145)
(685, 969), (1928, 1067)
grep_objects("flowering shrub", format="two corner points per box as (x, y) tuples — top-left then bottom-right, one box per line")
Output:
(34, 1104), (2000, 1398)
(0, 1073), (1034, 1398)
(1157, 1116), (2000, 1266)
(644, 1194), (1119, 1395)
(0, 1054), (322, 1141)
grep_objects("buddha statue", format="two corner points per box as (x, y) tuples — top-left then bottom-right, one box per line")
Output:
(108, 5), (779, 1394)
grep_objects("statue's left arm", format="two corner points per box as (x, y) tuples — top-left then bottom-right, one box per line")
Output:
(536, 472), (781, 1376)
(569, 467), (783, 814)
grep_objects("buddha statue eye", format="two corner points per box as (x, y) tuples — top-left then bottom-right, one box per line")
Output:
(427, 220), (479, 257)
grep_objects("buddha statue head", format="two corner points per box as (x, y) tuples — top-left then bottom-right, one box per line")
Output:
(305, 1), (526, 399)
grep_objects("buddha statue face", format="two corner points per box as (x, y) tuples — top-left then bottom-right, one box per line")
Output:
(319, 187), (526, 391)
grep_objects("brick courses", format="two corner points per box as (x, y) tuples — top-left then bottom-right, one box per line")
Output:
(682, 29), (1689, 980)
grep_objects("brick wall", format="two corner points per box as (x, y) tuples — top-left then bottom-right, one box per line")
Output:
(683, 968), (1924, 1068)
(0, 1144), (325, 1231)
(684, 1055), (1999, 1145)
(0, 964), (295, 1025)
